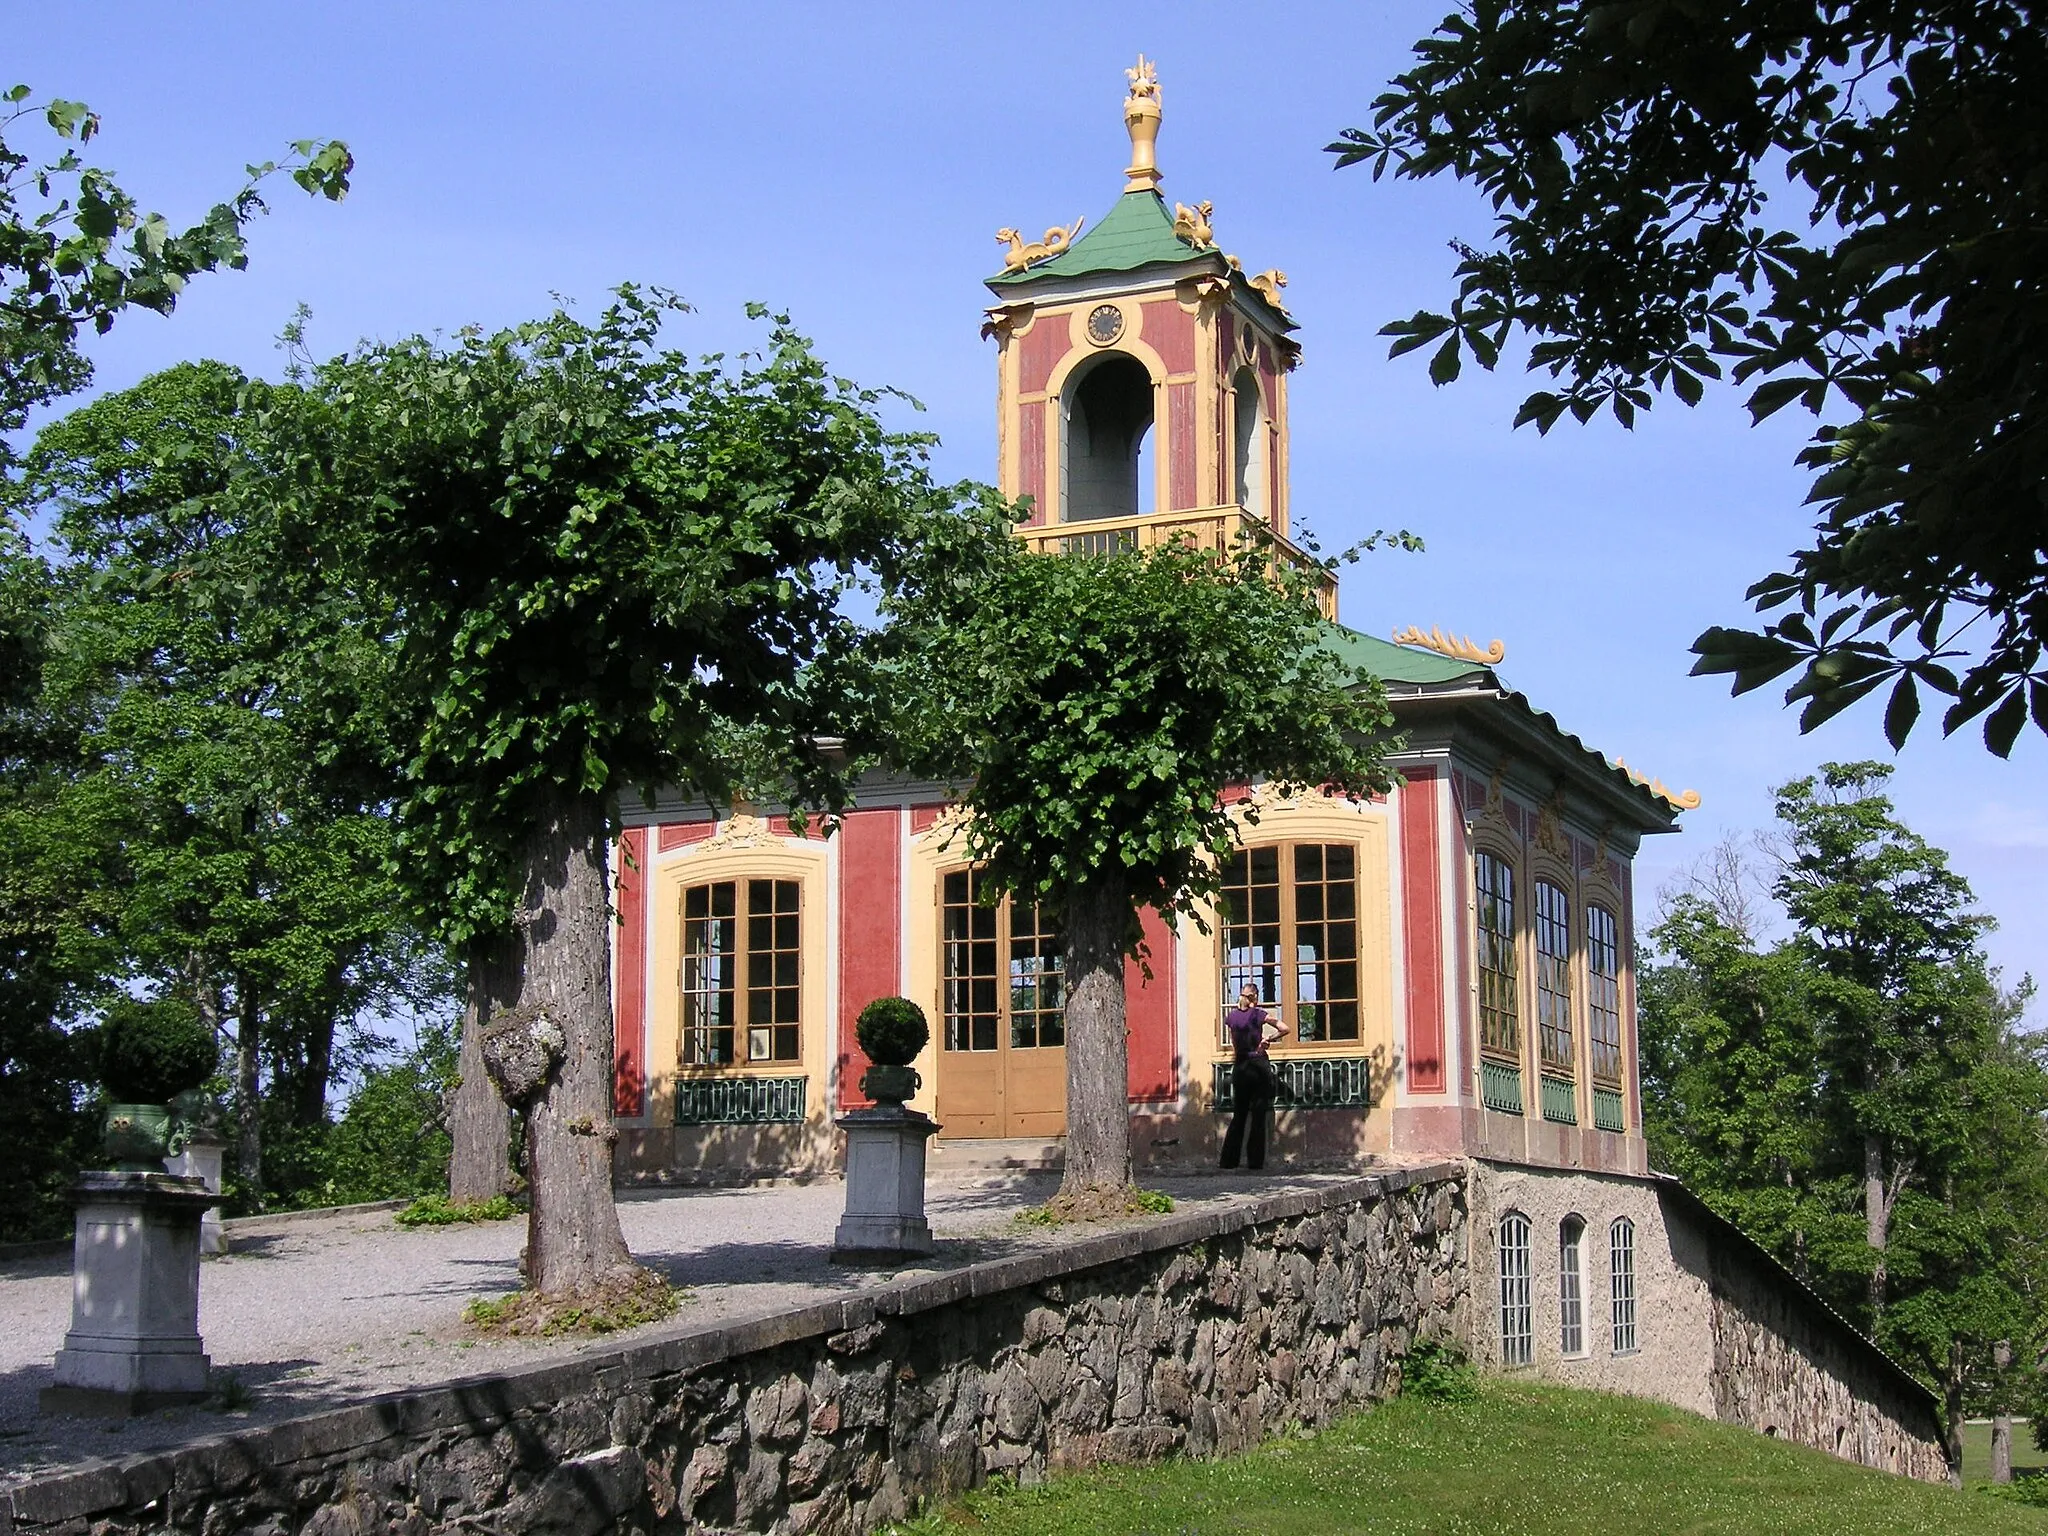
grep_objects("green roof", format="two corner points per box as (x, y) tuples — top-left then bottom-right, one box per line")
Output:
(988, 191), (1207, 286)
(1317, 623), (1491, 687)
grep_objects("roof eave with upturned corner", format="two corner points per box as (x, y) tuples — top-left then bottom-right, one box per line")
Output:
(1320, 622), (1681, 836)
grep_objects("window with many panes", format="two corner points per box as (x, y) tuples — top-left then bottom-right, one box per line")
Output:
(1476, 851), (1519, 1058)
(1220, 843), (1361, 1045)
(1587, 904), (1624, 1083)
(682, 878), (801, 1067)
(1559, 1217), (1586, 1356)
(942, 868), (1064, 1052)
(1611, 1216), (1638, 1353)
(1534, 878), (1573, 1072)
(1499, 1212), (1533, 1366)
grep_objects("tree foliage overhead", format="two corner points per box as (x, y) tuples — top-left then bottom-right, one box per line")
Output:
(0, 85), (349, 484)
(1333, 2), (2046, 753)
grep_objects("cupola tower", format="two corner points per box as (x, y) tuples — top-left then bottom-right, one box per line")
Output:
(982, 58), (1332, 613)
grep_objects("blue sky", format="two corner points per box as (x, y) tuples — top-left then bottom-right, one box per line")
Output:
(13, 2), (2042, 999)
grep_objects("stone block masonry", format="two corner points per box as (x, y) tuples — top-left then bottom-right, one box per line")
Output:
(1, 1166), (1469, 1535)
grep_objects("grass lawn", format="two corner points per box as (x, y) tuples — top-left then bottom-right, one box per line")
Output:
(889, 1381), (2048, 1535)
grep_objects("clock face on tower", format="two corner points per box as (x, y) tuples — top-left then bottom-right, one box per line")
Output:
(1085, 303), (1125, 346)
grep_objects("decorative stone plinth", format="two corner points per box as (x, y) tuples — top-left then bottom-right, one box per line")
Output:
(41, 1170), (214, 1417)
(832, 1104), (940, 1264)
(165, 1131), (227, 1256)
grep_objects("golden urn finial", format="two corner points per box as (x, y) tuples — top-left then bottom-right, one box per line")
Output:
(1123, 54), (1163, 193)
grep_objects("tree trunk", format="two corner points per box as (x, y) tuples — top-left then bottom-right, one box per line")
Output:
(234, 979), (263, 1211)
(293, 1004), (337, 1127)
(1944, 1341), (1967, 1485)
(449, 931), (520, 1204)
(519, 794), (636, 1299)
(1863, 1131), (1888, 1322)
(1060, 873), (1132, 1197)
(1994, 1338), (2015, 1484)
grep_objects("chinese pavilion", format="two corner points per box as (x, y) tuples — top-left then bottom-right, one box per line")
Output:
(608, 57), (1687, 1186)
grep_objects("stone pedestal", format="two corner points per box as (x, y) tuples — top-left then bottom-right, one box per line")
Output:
(41, 1171), (214, 1417)
(165, 1132), (227, 1256)
(832, 1104), (940, 1264)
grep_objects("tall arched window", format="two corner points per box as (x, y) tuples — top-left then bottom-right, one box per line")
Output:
(1220, 842), (1360, 1045)
(1476, 851), (1519, 1059)
(1499, 1211), (1533, 1366)
(682, 878), (802, 1066)
(1231, 366), (1266, 520)
(1062, 353), (1154, 525)
(1559, 1216), (1586, 1356)
(1534, 879), (1573, 1074)
(1587, 904), (1623, 1082)
(1610, 1216), (1638, 1353)
(941, 867), (1064, 1051)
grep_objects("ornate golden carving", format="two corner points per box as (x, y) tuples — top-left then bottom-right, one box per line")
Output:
(702, 811), (774, 852)
(914, 803), (977, 852)
(1611, 757), (1702, 811)
(1173, 199), (1215, 249)
(1534, 791), (1569, 859)
(1124, 55), (1163, 191)
(981, 302), (1035, 342)
(1391, 625), (1506, 665)
(1248, 268), (1290, 315)
(996, 219), (1085, 274)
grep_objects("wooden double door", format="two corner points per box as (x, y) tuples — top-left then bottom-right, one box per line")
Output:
(934, 869), (1066, 1139)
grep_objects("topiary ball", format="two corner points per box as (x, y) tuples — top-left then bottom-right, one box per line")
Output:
(856, 997), (930, 1067)
(99, 997), (219, 1105)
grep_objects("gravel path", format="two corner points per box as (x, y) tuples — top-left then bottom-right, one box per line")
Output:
(0, 1171), (1342, 1486)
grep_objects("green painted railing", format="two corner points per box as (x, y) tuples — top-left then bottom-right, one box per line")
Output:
(673, 1076), (808, 1125)
(1540, 1074), (1578, 1125)
(1210, 1056), (1375, 1112)
(1480, 1059), (1524, 1115)
(1593, 1085), (1626, 1133)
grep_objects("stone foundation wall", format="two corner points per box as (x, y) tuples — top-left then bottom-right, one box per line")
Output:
(2, 1167), (1467, 1535)
(1466, 1161), (1947, 1481)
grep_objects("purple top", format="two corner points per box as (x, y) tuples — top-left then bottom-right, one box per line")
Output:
(1224, 1006), (1271, 1063)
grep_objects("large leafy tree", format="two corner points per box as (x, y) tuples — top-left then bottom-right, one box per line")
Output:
(10, 361), (435, 1209)
(261, 288), (1011, 1309)
(1334, 2), (2045, 753)
(1640, 763), (2048, 1459)
(887, 540), (1399, 1206)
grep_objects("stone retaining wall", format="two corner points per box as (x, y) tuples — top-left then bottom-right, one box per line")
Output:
(1, 1166), (1468, 1535)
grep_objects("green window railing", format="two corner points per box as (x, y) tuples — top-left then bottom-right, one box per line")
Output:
(673, 1076), (808, 1125)
(1592, 1085), (1626, 1133)
(1480, 1059), (1524, 1115)
(1540, 1074), (1578, 1125)
(1211, 1056), (1375, 1112)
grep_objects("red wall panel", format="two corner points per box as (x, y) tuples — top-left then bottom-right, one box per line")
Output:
(1145, 299), (1195, 375)
(837, 807), (903, 1109)
(613, 828), (649, 1117)
(1125, 906), (1179, 1101)
(1399, 770), (1445, 1092)
(657, 821), (713, 853)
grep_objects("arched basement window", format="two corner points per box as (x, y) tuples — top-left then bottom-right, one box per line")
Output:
(1499, 1211), (1533, 1366)
(1611, 1216), (1638, 1353)
(1232, 366), (1266, 520)
(1559, 1216), (1586, 1356)
(1063, 353), (1154, 523)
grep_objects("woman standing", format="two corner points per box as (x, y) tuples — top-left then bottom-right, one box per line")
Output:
(1220, 984), (1283, 1170)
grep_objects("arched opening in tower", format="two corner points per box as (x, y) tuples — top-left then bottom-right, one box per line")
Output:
(1232, 366), (1267, 520)
(1062, 353), (1155, 523)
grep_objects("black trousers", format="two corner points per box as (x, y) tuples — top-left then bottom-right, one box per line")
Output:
(1220, 1058), (1276, 1170)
